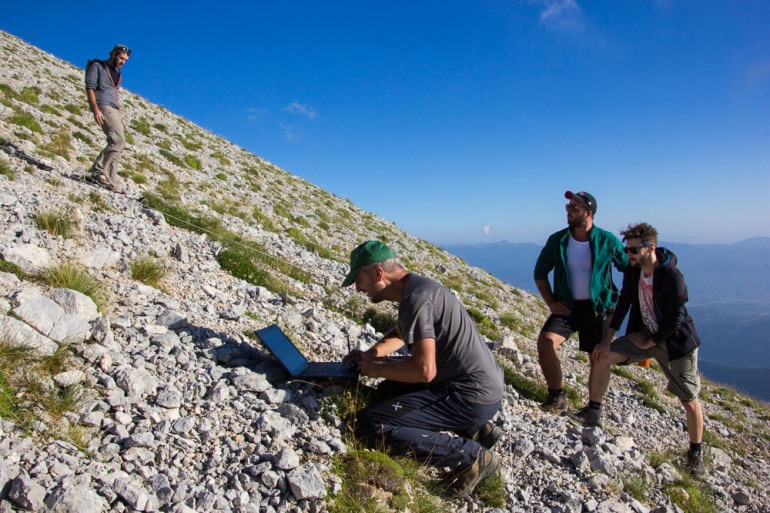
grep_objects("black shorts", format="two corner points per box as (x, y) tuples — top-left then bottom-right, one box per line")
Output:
(540, 300), (611, 353)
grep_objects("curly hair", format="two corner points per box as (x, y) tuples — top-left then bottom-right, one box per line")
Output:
(620, 222), (658, 245)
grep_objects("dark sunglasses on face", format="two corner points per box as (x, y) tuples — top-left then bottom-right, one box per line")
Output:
(565, 203), (584, 212)
(624, 243), (651, 254)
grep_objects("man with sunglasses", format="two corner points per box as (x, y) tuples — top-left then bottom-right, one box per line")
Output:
(534, 191), (628, 414)
(567, 223), (706, 477)
(84, 44), (131, 193)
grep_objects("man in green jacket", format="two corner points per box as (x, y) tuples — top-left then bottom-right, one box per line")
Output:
(534, 191), (628, 413)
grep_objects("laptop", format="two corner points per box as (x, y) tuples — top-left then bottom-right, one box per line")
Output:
(255, 324), (359, 380)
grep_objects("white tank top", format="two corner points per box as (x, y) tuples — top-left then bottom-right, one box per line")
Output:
(567, 235), (592, 300)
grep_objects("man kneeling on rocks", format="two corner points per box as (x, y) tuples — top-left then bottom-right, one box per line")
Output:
(341, 240), (505, 498)
(567, 223), (706, 478)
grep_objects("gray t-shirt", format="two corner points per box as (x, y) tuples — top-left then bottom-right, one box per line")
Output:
(398, 274), (504, 405)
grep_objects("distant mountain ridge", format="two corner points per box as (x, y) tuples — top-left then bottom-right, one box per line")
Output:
(444, 238), (770, 400)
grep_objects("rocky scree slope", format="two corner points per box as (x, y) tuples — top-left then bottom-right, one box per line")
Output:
(0, 30), (769, 513)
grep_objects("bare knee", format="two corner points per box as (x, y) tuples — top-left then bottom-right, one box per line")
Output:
(537, 333), (562, 356)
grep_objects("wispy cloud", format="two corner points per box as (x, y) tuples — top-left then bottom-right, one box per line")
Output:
(483, 225), (492, 236)
(530, 0), (585, 33)
(278, 122), (300, 142)
(246, 107), (267, 122)
(283, 101), (317, 120)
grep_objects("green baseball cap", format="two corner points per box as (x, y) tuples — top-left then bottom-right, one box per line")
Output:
(341, 240), (397, 287)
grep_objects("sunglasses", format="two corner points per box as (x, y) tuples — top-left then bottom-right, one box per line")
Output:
(565, 203), (585, 212)
(114, 45), (132, 56)
(623, 243), (651, 255)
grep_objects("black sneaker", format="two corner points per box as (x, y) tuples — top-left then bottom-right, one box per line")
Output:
(472, 421), (503, 449)
(540, 393), (568, 414)
(564, 406), (602, 427)
(444, 448), (500, 498)
(686, 449), (706, 478)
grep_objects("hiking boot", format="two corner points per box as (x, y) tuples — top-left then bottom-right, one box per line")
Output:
(686, 449), (706, 478)
(472, 421), (503, 449)
(564, 406), (602, 427)
(540, 393), (568, 414)
(444, 448), (500, 499)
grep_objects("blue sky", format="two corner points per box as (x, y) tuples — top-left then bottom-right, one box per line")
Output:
(3, 1), (769, 245)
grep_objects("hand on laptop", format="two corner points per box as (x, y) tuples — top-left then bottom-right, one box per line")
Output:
(343, 349), (364, 369)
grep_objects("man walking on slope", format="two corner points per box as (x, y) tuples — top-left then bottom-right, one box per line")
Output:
(84, 44), (131, 193)
(567, 223), (706, 478)
(534, 191), (628, 413)
(341, 240), (505, 498)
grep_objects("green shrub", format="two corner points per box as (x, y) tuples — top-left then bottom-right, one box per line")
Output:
(215, 172), (227, 181)
(130, 255), (167, 288)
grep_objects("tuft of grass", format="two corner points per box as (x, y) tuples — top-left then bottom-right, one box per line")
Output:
(72, 131), (94, 146)
(142, 193), (312, 289)
(87, 190), (110, 212)
(286, 227), (335, 259)
(8, 112), (43, 133)
(466, 307), (500, 341)
(130, 117), (152, 136)
(184, 154), (202, 170)
(19, 87), (41, 104)
(39, 262), (108, 312)
(330, 449), (449, 513)
(0, 338), (90, 448)
(129, 255), (167, 288)
(156, 172), (180, 201)
(499, 359), (581, 407)
(362, 308), (397, 334)
(0, 259), (29, 280)
(33, 210), (79, 239)
(0, 158), (16, 179)
(663, 473), (718, 513)
(130, 173), (147, 184)
(216, 249), (287, 293)
(158, 148), (183, 167)
(613, 365), (666, 413)
(63, 103), (82, 115)
(622, 473), (650, 501)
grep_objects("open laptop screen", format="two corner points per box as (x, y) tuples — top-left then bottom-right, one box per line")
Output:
(255, 324), (310, 377)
